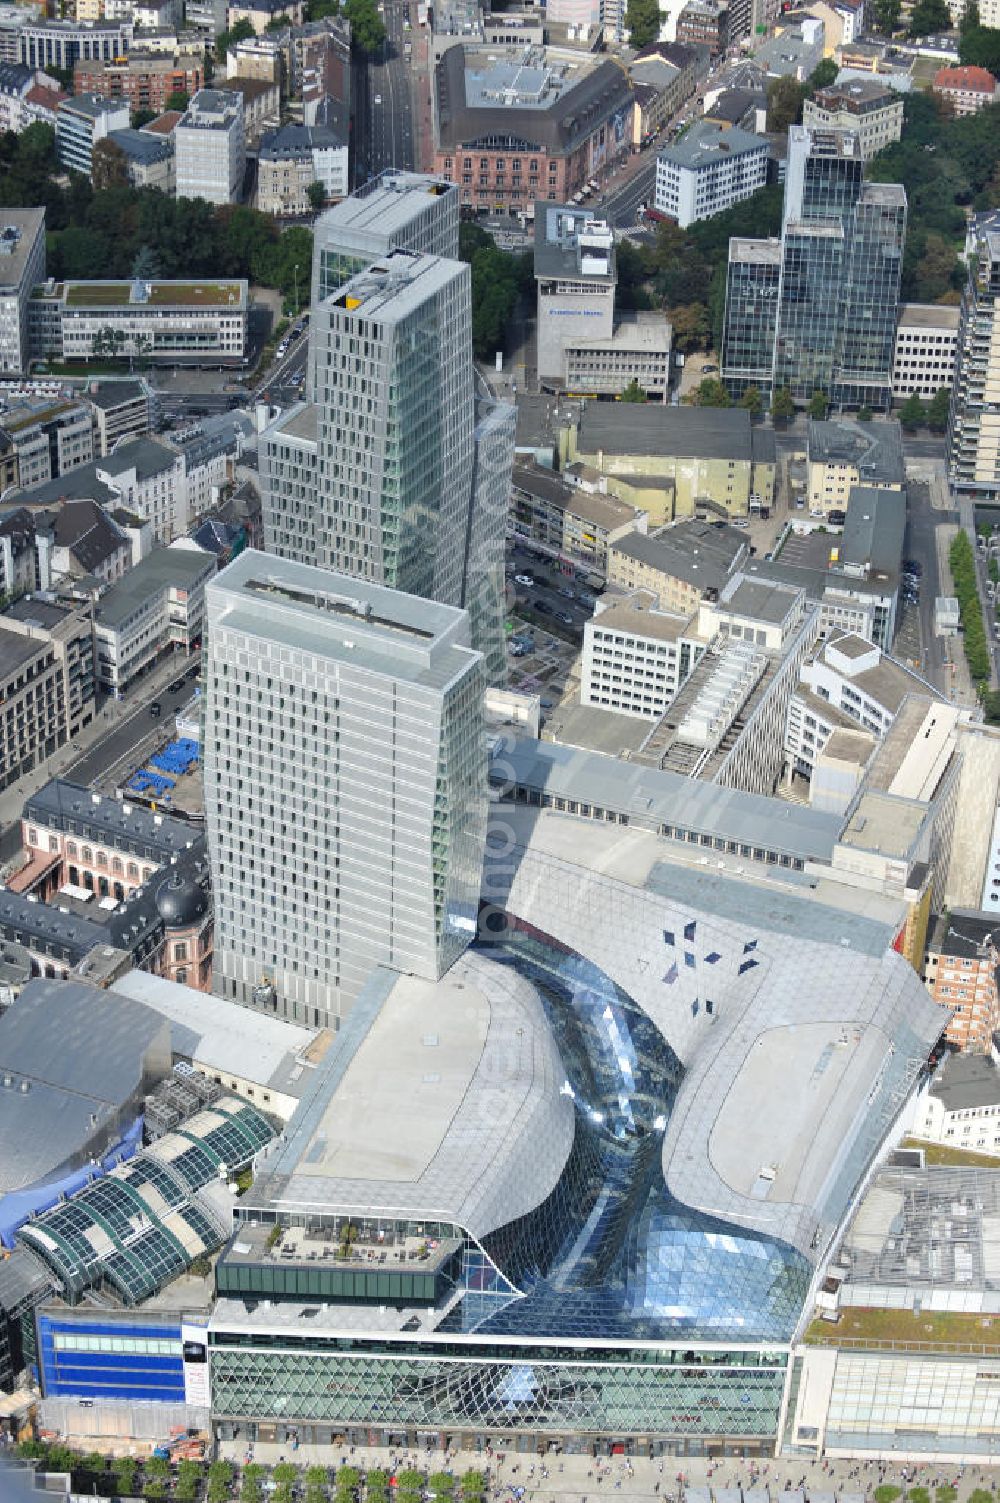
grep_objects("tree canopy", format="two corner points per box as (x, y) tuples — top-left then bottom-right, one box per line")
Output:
(771, 386), (795, 420)
(869, 0), (902, 32)
(91, 138), (128, 192)
(866, 92), (1000, 298)
(0, 129), (312, 305)
(344, 0), (386, 52)
(214, 16), (254, 58)
(908, 0), (951, 34)
(808, 58), (840, 89)
(767, 75), (806, 132)
(458, 220), (531, 360)
(926, 387), (951, 432)
(694, 376), (732, 407)
(898, 391), (926, 430)
(959, 21), (1000, 69)
(624, 0), (661, 50)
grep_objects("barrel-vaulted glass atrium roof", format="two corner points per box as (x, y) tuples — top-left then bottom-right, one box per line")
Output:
(235, 809), (942, 1347)
(20, 1098), (274, 1305)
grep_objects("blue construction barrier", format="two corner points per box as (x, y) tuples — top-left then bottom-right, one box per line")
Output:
(128, 769), (175, 795)
(150, 737), (200, 777)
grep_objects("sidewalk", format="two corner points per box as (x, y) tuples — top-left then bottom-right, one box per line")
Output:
(934, 520), (978, 708)
(214, 1439), (1000, 1503)
(411, 26), (433, 172)
(905, 456), (951, 512)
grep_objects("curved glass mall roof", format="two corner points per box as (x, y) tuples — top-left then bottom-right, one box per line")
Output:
(20, 1098), (274, 1304)
(242, 810), (943, 1345)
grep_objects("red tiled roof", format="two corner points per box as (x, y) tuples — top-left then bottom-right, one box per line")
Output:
(25, 83), (67, 107)
(142, 109), (183, 133)
(933, 64), (996, 92)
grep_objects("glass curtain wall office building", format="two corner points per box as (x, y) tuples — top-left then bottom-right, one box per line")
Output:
(722, 127), (906, 409)
(312, 252), (474, 609)
(262, 172), (513, 681)
(720, 240), (781, 395)
(309, 171), (460, 309)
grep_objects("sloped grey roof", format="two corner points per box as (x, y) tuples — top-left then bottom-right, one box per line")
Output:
(52, 498), (127, 572)
(0, 977), (168, 1195)
(577, 403), (753, 460)
(485, 803), (943, 1263)
(435, 45), (633, 154)
(23, 778), (200, 862)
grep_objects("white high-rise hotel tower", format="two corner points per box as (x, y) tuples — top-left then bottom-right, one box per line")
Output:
(203, 552), (488, 1028)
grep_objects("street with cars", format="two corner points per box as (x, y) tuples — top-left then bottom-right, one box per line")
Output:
(353, 0), (417, 183)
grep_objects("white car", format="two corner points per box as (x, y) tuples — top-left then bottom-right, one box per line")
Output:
(374, 93), (383, 104)
(514, 573), (534, 587)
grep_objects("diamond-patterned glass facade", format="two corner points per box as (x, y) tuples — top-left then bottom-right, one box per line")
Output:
(209, 937), (806, 1444)
(210, 1344), (789, 1443)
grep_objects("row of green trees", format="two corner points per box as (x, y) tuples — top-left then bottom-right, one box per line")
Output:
(13, 1446), (234, 1501)
(0, 123), (312, 308)
(692, 378), (831, 420)
(898, 388), (951, 433)
(241, 1461), (487, 1503)
(874, 1487), (990, 1503)
(459, 220), (534, 360)
(867, 91), (1000, 303)
(16, 1447), (488, 1503)
(695, 378), (954, 427)
(949, 530), (992, 684)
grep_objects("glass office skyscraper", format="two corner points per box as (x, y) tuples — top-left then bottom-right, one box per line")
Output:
(261, 172), (514, 681)
(720, 239), (781, 394)
(311, 251), (474, 608)
(722, 127), (906, 409)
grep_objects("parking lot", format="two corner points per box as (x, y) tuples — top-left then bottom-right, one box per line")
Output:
(506, 617), (580, 708)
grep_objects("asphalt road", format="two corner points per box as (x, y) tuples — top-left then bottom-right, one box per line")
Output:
(0, 667), (201, 864)
(157, 391), (248, 421)
(353, 0), (415, 184)
(506, 539), (597, 639)
(255, 336), (310, 406)
(904, 478), (951, 690)
(65, 676), (199, 792)
(598, 159), (657, 230)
